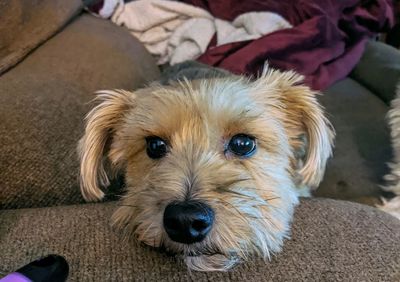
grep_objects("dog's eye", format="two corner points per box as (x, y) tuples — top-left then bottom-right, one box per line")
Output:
(146, 137), (168, 159)
(228, 134), (256, 157)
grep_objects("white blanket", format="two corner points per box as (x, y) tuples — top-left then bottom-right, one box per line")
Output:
(111, 0), (292, 65)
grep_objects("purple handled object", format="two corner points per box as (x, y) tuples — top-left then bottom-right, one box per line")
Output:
(0, 255), (69, 282)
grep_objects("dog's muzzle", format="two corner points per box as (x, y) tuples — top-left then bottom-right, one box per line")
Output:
(163, 201), (214, 244)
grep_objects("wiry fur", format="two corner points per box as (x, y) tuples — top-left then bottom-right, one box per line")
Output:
(79, 65), (334, 271)
(380, 81), (400, 220)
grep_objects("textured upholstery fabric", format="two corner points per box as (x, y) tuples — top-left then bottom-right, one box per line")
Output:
(0, 14), (160, 209)
(0, 0), (83, 75)
(1, 198), (399, 281)
(316, 78), (392, 205)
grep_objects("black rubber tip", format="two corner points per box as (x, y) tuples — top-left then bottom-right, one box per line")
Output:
(16, 254), (69, 282)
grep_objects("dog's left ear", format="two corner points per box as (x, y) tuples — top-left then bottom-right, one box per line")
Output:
(78, 90), (135, 201)
(254, 69), (335, 189)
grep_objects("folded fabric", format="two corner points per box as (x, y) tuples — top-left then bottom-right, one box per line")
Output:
(184, 0), (394, 90)
(111, 0), (291, 65)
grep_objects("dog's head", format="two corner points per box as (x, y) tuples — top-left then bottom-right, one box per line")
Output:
(78, 68), (334, 271)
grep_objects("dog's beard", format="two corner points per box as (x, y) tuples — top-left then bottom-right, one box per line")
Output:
(112, 179), (299, 272)
(158, 237), (238, 271)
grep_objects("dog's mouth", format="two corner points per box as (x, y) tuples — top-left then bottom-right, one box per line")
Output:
(156, 239), (226, 258)
(185, 249), (225, 257)
(154, 237), (242, 271)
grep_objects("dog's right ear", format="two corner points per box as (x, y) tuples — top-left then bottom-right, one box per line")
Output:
(78, 90), (135, 201)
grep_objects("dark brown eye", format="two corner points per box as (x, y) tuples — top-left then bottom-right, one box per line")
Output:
(146, 137), (167, 159)
(228, 134), (256, 157)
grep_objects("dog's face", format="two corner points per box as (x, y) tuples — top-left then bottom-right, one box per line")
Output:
(79, 69), (334, 271)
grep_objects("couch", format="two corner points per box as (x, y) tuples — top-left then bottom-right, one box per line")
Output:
(1, 1), (400, 281)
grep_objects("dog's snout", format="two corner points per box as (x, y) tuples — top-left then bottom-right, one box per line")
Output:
(163, 201), (214, 244)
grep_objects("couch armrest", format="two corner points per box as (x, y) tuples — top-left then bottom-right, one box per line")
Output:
(350, 40), (400, 104)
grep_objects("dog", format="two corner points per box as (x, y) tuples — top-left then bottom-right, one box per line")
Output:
(78, 61), (334, 271)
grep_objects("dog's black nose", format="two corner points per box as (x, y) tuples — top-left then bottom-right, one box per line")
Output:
(163, 201), (214, 244)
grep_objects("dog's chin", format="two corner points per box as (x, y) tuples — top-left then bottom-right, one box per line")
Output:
(155, 239), (240, 271)
(184, 253), (240, 272)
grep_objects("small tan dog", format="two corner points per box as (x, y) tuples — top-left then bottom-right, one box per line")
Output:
(79, 62), (334, 271)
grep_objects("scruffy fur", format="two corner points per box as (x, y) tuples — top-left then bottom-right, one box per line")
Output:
(79, 63), (334, 271)
(380, 81), (400, 220)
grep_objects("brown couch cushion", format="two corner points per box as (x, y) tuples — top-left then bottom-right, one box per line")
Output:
(316, 78), (392, 205)
(0, 198), (399, 281)
(0, 14), (160, 209)
(0, 0), (83, 75)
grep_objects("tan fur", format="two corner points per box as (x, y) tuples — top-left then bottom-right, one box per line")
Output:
(79, 67), (334, 271)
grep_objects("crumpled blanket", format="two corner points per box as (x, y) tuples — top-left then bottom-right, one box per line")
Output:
(111, 0), (292, 65)
(183, 0), (394, 90)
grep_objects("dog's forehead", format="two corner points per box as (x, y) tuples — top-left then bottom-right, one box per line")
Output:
(131, 79), (265, 136)
(131, 79), (272, 140)
(120, 79), (282, 151)
(118, 78), (286, 155)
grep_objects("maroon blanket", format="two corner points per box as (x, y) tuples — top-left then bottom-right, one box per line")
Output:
(183, 0), (394, 90)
